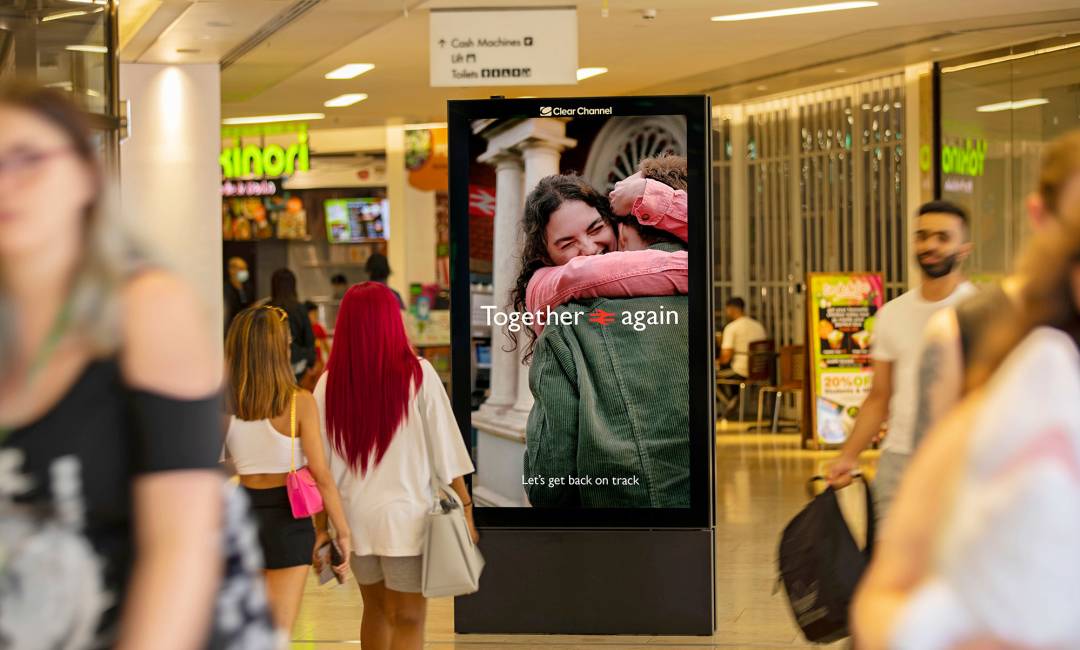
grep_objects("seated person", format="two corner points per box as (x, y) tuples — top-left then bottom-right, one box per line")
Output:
(716, 297), (768, 415)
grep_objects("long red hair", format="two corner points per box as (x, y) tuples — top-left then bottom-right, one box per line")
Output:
(325, 282), (422, 474)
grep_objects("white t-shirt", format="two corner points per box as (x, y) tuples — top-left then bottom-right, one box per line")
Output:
(314, 358), (475, 557)
(893, 327), (1080, 648)
(721, 316), (768, 377)
(872, 281), (976, 455)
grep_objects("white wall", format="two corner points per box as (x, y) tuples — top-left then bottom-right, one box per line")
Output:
(404, 183), (438, 289)
(119, 63), (222, 361)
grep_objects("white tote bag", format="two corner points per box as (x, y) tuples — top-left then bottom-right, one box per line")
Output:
(418, 387), (484, 598)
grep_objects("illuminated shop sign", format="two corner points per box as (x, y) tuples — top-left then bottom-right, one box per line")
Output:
(221, 179), (279, 197)
(220, 124), (310, 180)
(919, 139), (988, 178)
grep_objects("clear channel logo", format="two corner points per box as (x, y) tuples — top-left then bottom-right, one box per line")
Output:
(538, 105), (614, 117)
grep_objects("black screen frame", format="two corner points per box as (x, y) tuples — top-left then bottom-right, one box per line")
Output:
(449, 95), (714, 529)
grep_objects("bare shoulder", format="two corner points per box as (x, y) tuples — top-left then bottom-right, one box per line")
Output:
(120, 269), (218, 397)
(295, 388), (318, 413)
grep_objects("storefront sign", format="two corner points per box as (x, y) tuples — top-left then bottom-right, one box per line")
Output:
(221, 179), (278, 197)
(918, 139), (988, 177)
(806, 273), (884, 446)
(220, 126), (310, 180)
(428, 7), (577, 87)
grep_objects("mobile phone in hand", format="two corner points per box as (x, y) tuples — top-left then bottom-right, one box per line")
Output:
(316, 541), (346, 586)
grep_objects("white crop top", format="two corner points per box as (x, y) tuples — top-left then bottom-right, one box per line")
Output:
(224, 416), (306, 475)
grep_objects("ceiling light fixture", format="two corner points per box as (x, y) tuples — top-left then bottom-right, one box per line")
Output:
(325, 63), (375, 80)
(324, 93), (368, 108)
(42, 10), (89, 22)
(222, 113), (326, 125)
(65, 44), (108, 53)
(404, 122), (449, 130)
(712, 1), (878, 22)
(942, 41), (1080, 73)
(577, 67), (608, 81)
(976, 98), (1049, 113)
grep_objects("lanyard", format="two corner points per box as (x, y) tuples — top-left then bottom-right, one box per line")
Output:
(0, 298), (74, 443)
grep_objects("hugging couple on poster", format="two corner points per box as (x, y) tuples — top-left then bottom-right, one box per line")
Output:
(509, 154), (692, 509)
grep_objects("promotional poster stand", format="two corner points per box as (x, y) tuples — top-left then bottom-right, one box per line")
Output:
(448, 96), (716, 635)
(803, 273), (884, 449)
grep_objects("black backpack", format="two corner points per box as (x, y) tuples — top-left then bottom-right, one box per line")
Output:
(777, 475), (875, 644)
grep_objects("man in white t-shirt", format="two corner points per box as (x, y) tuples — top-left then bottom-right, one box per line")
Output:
(827, 200), (976, 521)
(717, 297), (768, 415)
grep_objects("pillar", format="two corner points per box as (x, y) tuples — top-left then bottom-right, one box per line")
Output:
(479, 153), (525, 415)
(118, 63), (222, 368)
(508, 139), (567, 420)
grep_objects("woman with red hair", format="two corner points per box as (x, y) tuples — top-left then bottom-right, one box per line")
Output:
(313, 282), (477, 649)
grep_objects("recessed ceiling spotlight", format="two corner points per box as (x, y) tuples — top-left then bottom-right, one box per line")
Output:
(712, 1), (878, 22)
(835, 67), (847, 73)
(65, 44), (108, 54)
(324, 93), (368, 108)
(577, 67), (608, 81)
(930, 46), (943, 52)
(756, 84), (768, 91)
(222, 113), (325, 125)
(42, 10), (88, 22)
(976, 98), (1049, 113)
(325, 63), (375, 80)
(176, 48), (201, 54)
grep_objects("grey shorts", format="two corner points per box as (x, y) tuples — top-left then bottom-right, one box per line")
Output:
(350, 554), (423, 593)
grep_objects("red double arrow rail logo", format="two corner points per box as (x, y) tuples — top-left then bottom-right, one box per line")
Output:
(588, 309), (616, 326)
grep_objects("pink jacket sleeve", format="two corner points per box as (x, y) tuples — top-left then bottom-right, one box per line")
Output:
(632, 180), (688, 242)
(525, 249), (688, 325)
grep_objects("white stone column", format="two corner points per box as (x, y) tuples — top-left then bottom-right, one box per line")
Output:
(478, 153), (524, 416)
(119, 63), (222, 371)
(508, 139), (567, 419)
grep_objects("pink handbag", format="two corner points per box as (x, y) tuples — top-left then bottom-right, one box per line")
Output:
(285, 391), (324, 518)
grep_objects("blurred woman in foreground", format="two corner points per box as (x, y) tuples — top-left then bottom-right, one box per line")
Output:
(0, 84), (225, 647)
(852, 219), (1080, 649)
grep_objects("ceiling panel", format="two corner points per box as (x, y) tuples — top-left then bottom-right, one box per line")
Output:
(207, 0), (1080, 127)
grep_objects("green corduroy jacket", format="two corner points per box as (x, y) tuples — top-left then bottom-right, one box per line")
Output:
(523, 291), (690, 508)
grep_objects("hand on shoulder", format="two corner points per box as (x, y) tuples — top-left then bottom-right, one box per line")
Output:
(121, 269), (218, 397)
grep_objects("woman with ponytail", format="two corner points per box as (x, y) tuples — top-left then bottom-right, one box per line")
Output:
(313, 282), (476, 650)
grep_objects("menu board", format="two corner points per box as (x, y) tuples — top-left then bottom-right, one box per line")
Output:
(807, 273), (884, 446)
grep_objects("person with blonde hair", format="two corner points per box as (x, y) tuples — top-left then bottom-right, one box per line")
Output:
(0, 82), (233, 647)
(852, 219), (1080, 650)
(223, 305), (352, 636)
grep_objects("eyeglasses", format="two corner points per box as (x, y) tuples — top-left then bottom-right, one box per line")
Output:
(264, 306), (288, 322)
(0, 147), (73, 180)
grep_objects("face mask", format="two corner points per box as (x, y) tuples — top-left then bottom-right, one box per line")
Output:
(917, 253), (958, 279)
(235, 269), (250, 283)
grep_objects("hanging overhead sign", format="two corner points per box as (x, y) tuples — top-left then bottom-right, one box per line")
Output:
(428, 7), (578, 87)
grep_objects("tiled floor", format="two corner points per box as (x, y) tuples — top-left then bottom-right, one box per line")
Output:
(292, 430), (879, 648)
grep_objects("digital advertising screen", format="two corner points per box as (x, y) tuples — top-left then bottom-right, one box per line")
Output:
(449, 96), (713, 529)
(325, 197), (390, 243)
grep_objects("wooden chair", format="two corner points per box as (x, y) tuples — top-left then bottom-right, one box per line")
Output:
(716, 339), (775, 422)
(756, 345), (806, 433)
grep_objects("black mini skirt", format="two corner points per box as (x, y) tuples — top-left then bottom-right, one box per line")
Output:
(243, 486), (315, 569)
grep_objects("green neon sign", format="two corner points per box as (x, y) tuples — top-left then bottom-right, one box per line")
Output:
(920, 139), (987, 177)
(220, 125), (310, 180)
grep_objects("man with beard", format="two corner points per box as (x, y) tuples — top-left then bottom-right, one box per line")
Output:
(826, 200), (975, 521)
